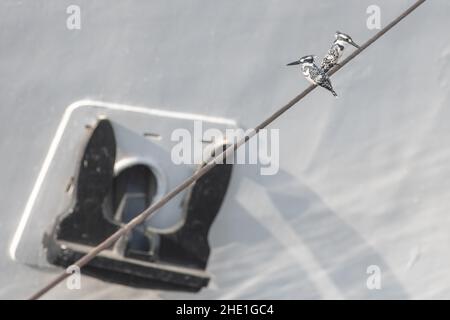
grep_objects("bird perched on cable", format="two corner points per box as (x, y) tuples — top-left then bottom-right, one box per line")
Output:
(321, 31), (360, 73)
(287, 55), (338, 97)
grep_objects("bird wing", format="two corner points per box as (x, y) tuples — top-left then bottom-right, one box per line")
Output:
(308, 65), (323, 81)
(321, 45), (340, 71)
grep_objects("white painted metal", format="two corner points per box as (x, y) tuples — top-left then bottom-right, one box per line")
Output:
(0, 0), (449, 299)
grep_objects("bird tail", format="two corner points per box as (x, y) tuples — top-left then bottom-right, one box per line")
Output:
(321, 82), (338, 97)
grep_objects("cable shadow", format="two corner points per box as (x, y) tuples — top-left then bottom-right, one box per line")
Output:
(253, 169), (409, 299)
(162, 165), (325, 299)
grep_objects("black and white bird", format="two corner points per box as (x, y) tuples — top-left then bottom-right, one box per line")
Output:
(321, 31), (360, 73)
(287, 55), (338, 97)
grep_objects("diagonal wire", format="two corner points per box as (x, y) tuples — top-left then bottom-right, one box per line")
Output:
(29, 0), (426, 300)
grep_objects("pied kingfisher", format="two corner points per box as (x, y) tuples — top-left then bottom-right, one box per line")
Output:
(287, 55), (337, 97)
(321, 31), (360, 73)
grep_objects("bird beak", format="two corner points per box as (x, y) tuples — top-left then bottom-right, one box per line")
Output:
(287, 60), (300, 66)
(350, 41), (360, 49)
